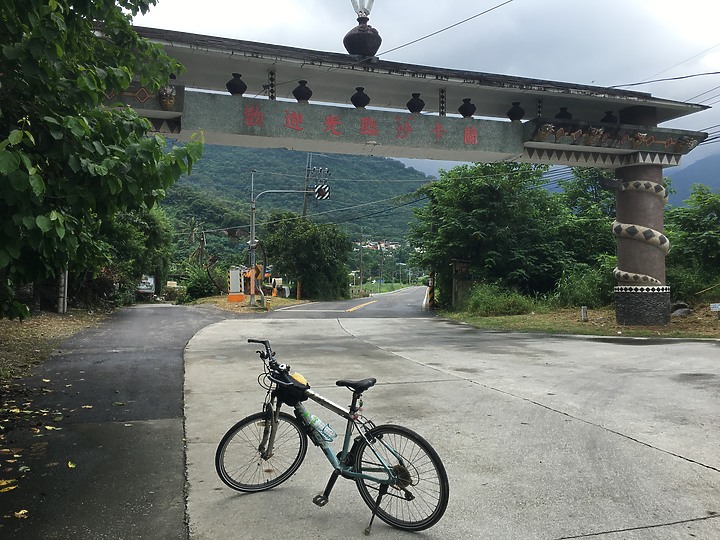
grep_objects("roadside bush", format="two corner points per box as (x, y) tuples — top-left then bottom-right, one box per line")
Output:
(666, 265), (720, 306)
(464, 283), (535, 316)
(164, 285), (187, 303)
(551, 256), (616, 308)
(184, 266), (218, 300)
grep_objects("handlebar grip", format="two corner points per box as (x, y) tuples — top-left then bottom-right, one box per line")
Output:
(247, 338), (269, 346)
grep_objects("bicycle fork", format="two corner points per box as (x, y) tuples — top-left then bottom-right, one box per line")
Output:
(258, 403), (278, 460)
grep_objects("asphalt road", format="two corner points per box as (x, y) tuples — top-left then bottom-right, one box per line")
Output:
(0, 304), (237, 540)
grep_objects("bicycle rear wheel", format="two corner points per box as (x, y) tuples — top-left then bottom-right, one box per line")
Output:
(353, 424), (449, 531)
(215, 411), (307, 492)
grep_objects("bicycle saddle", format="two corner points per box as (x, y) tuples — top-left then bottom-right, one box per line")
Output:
(336, 378), (376, 393)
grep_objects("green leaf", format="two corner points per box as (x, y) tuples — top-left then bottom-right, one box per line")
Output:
(36, 215), (52, 232)
(0, 150), (20, 174)
(67, 154), (80, 172)
(8, 130), (23, 145)
(28, 174), (45, 196)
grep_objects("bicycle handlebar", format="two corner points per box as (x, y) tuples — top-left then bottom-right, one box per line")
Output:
(248, 338), (292, 384)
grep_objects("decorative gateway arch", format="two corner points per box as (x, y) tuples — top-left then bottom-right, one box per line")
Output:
(117, 22), (707, 325)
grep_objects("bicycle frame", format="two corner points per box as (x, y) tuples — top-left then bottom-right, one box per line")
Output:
(268, 387), (401, 486)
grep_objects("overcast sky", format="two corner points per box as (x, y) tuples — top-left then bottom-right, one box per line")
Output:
(134, 0), (720, 166)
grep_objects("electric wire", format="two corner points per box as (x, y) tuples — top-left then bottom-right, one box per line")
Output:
(257, 0), (516, 97)
(687, 83), (720, 102)
(609, 71), (720, 89)
(376, 0), (514, 57)
(640, 41), (720, 86)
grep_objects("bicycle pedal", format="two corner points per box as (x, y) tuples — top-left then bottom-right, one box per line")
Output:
(312, 494), (329, 507)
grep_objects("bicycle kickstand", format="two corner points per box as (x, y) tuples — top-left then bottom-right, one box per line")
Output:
(363, 483), (388, 536)
(312, 470), (340, 507)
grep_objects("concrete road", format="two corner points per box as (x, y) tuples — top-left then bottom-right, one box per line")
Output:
(185, 300), (720, 539)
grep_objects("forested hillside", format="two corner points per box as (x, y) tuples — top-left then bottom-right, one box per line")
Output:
(664, 152), (720, 206)
(161, 145), (432, 243)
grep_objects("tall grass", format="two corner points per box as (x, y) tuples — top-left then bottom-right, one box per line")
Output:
(550, 256), (616, 308)
(464, 283), (536, 316)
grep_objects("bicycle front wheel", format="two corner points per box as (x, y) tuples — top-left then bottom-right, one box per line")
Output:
(215, 411), (307, 492)
(353, 424), (449, 531)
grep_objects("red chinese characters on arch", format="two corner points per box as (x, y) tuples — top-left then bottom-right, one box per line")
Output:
(324, 114), (342, 136)
(284, 110), (304, 131)
(360, 117), (379, 136)
(395, 116), (413, 139)
(464, 126), (478, 145)
(431, 122), (446, 142)
(242, 103), (482, 148)
(244, 106), (265, 127)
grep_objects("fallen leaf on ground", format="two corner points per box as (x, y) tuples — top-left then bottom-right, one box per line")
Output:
(67, 461), (76, 468)
(0, 485), (18, 493)
(14, 509), (29, 519)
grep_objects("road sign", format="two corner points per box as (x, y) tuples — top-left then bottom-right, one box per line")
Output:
(314, 184), (330, 200)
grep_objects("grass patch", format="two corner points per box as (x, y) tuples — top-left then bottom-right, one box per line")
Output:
(190, 294), (310, 313)
(444, 305), (720, 339)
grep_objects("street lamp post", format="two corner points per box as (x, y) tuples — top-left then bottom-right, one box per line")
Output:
(249, 168), (318, 307)
(378, 245), (383, 293)
(397, 262), (406, 286)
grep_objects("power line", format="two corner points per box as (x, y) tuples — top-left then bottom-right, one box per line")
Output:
(609, 71), (720, 89)
(687, 83), (720, 102)
(377, 0), (514, 57)
(262, 1), (516, 96)
(641, 41), (720, 85)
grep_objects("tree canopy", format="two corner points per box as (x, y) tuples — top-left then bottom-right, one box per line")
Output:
(665, 184), (720, 299)
(411, 163), (575, 302)
(263, 212), (352, 300)
(0, 0), (202, 318)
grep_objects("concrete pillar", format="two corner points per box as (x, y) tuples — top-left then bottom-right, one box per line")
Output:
(613, 106), (671, 325)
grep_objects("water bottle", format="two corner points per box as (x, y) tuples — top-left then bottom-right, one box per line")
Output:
(304, 412), (336, 442)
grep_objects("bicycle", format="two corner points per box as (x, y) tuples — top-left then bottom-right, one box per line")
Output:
(215, 338), (450, 535)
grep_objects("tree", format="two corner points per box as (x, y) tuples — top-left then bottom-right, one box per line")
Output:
(556, 168), (616, 266)
(103, 207), (175, 292)
(410, 163), (575, 304)
(0, 0), (202, 318)
(665, 184), (720, 299)
(263, 212), (352, 300)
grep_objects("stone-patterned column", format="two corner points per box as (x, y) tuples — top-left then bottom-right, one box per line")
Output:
(613, 106), (671, 325)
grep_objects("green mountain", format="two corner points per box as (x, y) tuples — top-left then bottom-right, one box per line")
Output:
(162, 145), (432, 242)
(664, 152), (720, 206)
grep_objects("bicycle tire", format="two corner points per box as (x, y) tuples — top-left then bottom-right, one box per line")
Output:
(215, 411), (307, 492)
(353, 424), (449, 531)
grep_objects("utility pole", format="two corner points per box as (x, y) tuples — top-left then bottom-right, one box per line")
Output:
(358, 229), (364, 294)
(250, 169), (257, 306)
(378, 243), (383, 294)
(303, 153), (331, 217)
(302, 153), (312, 217)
